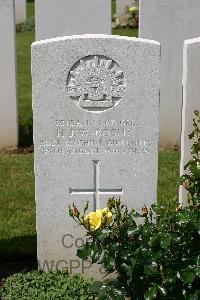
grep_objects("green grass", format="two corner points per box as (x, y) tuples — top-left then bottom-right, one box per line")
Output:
(16, 32), (34, 124)
(158, 150), (180, 206)
(27, 2), (35, 18)
(0, 154), (35, 255)
(0, 153), (36, 277)
(16, 3), (35, 145)
(113, 28), (138, 37)
(112, 0), (116, 16)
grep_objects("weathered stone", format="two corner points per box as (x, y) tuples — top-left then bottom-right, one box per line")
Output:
(116, 0), (133, 17)
(32, 35), (160, 278)
(180, 38), (200, 204)
(15, 0), (26, 24)
(140, 0), (200, 148)
(0, 0), (18, 150)
(35, 0), (111, 41)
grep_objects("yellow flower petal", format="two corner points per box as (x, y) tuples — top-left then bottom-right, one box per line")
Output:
(84, 208), (112, 230)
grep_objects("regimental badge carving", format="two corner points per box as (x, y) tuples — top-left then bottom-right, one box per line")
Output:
(67, 55), (126, 112)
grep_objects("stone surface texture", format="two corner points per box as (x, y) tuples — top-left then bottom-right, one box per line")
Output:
(15, 0), (26, 24)
(179, 38), (200, 204)
(32, 35), (160, 277)
(140, 0), (200, 148)
(0, 0), (18, 150)
(35, 0), (111, 41)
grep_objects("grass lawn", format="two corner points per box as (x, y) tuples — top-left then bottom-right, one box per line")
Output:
(17, 32), (34, 124)
(27, 2), (35, 19)
(0, 153), (36, 278)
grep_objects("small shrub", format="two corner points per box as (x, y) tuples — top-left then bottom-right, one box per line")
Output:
(21, 16), (35, 32)
(113, 1), (139, 29)
(0, 271), (95, 300)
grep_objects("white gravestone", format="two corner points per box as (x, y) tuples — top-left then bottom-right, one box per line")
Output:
(35, 0), (111, 41)
(140, 0), (200, 148)
(117, 0), (133, 17)
(15, 0), (26, 24)
(179, 38), (200, 205)
(0, 0), (18, 150)
(32, 35), (160, 277)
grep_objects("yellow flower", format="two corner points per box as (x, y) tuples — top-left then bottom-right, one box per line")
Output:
(84, 208), (112, 231)
(129, 6), (137, 13)
(176, 205), (182, 212)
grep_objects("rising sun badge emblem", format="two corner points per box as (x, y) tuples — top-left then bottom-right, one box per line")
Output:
(67, 55), (126, 113)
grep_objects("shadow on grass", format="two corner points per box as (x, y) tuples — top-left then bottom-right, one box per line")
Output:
(19, 117), (33, 147)
(0, 235), (37, 279)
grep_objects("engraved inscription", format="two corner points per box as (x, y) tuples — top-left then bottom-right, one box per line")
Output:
(67, 55), (126, 113)
(69, 160), (123, 210)
(38, 119), (154, 156)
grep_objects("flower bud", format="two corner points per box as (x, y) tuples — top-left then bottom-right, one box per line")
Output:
(107, 197), (116, 209)
(183, 179), (190, 190)
(142, 205), (148, 216)
(73, 206), (80, 218)
(68, 207), (74, 217)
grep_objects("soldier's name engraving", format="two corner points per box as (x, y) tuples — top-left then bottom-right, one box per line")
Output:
(38, 118), (153, 156)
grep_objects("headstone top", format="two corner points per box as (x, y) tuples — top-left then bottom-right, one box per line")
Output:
(35, 0), (111, 40)
(184, 37), (200, 45)
(32, 34), (160, 46)
(15, 0), (26, 24)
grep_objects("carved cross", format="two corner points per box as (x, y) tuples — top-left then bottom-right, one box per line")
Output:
(69, 160), (123, 210)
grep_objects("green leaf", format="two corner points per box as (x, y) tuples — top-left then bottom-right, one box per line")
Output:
(121, 263), (132, 277)
(145, 286), (158, 300)
(157, 285), (166, 296)
(83, 201), (89, 214)
(103, 253), (115, 272)
(90, 243), (101, 263)
(127, 228), (137, 237)
(96, 228), (111, 239)
(188, 132), (195, 140)
(197, 256), (200, 267)
(178, 212), (190, 223)
(190, 161), (200, 178)
(161, 236), (170, 249)
(131, 259), (137, 268)
(144, 264), (158, 276)
(98, 286), (125, 300)
(187, 291), (200, 300)
(194, 267), (200, 277)
(77, 243), (91, 260)
(181, 271), (195, 284)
